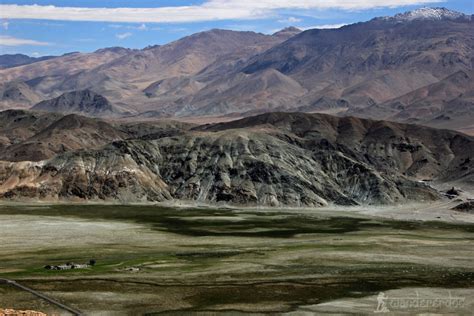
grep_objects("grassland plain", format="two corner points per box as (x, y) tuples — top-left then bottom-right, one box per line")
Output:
(0, 204), (473, 315)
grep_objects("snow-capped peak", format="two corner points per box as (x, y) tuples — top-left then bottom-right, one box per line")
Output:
(383, 7), (469, 22)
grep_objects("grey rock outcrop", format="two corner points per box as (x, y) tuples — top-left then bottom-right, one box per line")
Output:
(1, 112), (472, 206)
(32, 89), (117, 117)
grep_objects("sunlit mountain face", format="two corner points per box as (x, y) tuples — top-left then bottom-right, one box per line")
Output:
(1, 7), (473, 134)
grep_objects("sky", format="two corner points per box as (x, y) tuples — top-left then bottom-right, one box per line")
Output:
(0, 0), (473, 57)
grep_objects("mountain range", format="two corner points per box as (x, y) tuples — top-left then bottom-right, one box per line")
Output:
(0, 8), (472, 134)
(0, 7), (473, 205)
(0, 110), (472, 205)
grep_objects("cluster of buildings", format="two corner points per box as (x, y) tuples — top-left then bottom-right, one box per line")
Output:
(44, 260), (95, 271)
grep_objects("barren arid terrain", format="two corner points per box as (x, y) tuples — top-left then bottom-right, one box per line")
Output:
(1, 8), (473, 134)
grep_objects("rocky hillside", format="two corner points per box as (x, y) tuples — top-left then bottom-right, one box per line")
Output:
(32, 89), (120, 117)
(0, 111), (471, 206)
(0, 80), (42, 109)
(350, 70), (474, 134)
(0, 109), (193, 162)
(0, 111), (125, 161)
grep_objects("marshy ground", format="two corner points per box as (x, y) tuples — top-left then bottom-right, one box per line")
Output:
(0, 204), (473, 315)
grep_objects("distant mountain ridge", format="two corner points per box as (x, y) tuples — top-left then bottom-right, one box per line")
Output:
(388, 7), (472, 21)
(0, 53), (57, 69)
(272, 26), (302, 38)
(0, 8), (472, 134)
(171, 7), (472, 120)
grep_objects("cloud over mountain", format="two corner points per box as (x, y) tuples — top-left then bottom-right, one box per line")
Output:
(1, 1), (443, 23)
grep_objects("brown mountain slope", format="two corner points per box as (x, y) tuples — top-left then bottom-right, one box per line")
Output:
(0, 109), (194, 162)
(0, 48), (131, 83)
(101, 29), (285, 82)
(172, 8), (471, 118)
(386, 70), (474, 132)
(243, 10), (472, 83)
(0, 80), (42, 109)
(0, 109), (63, 147)
(349, 70), (474, 132)
(143, 8), (472, 133)
(0, 112), (472, 205)
(31, 89), (120, 117)
(0, 114), (126, 161)
(0, 48), (132, 110)
(174, 69), (307, 115)
(52, 29), (296, 111)
(0, 28), (300, 115)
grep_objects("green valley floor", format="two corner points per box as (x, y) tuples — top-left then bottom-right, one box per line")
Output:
(0, 204), (473, 315)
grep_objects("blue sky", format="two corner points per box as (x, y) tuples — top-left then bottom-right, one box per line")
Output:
(0, 0), (473, 57)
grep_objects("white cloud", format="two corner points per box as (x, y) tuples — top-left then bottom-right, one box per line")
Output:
(31, 52), (41, 57)
(301, 23), (347, 30)
(0, 1), (443, 23)
(137, 23), (147, 30)
(108, 23), (148, 30)
(115, 32), (132, 40)
(21, 21), (64, 27)
(1, 20), (9, 30)
(0, 35), (51, 46)
(278, 16), (302, 23)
